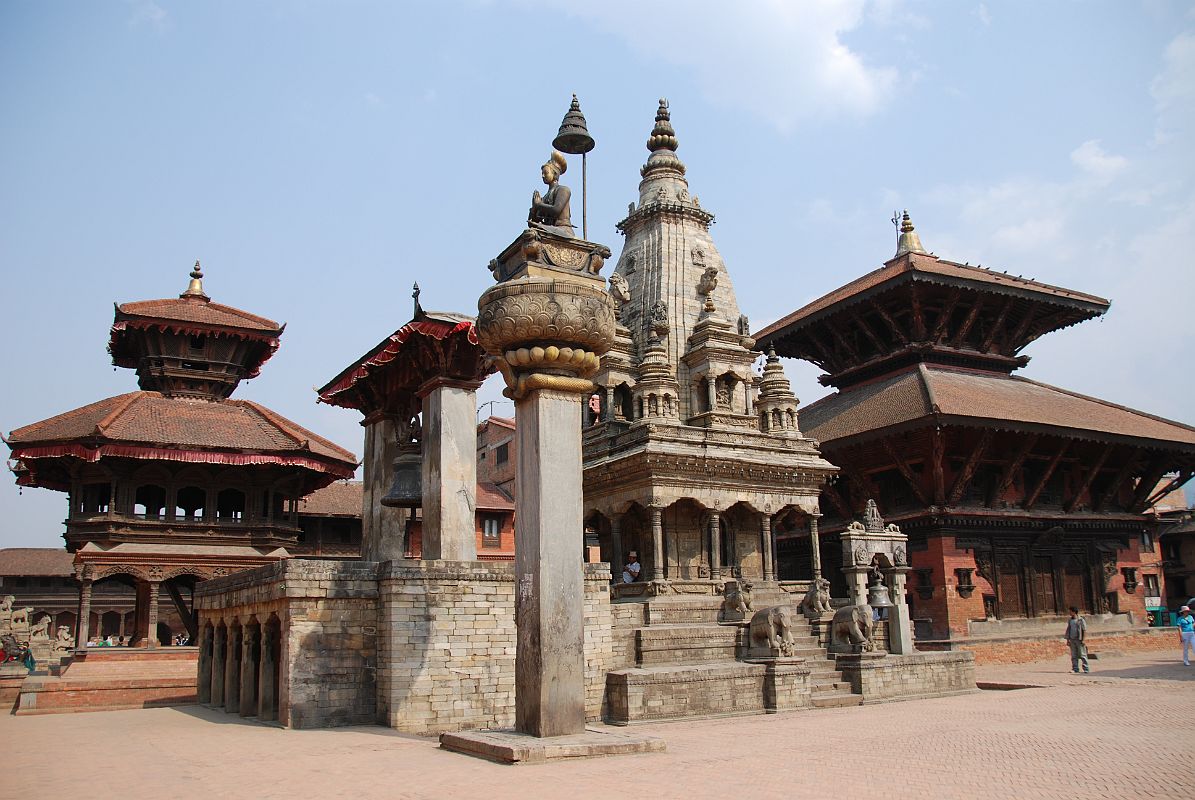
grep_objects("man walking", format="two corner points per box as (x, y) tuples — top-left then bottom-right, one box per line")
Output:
(1177, 605), (1194, 666)
(1065, 606), (1089, 674)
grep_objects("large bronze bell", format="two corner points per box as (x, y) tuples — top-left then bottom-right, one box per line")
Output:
(380, 446), (421, 508)
(867, 581), (894, 608)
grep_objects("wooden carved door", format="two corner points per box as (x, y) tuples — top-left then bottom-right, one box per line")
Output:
(1031, 555), (1057, 616)
(1062, 555), (1089, 613)
(997, 554), (1026, 618)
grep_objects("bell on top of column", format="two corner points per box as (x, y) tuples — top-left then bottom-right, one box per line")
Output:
(552, 94), (595, 155)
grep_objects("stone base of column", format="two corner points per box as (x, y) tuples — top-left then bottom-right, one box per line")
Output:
(439, 727), (665, 765)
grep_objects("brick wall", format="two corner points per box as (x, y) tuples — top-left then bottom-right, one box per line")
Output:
(956, 626), (1179, 666)
(837, 651), (976, 702)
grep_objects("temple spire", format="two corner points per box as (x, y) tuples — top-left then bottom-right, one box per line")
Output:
(895, 210), (927, 257)
(180, 260), (209, 301)
(639, 98), (687, 188)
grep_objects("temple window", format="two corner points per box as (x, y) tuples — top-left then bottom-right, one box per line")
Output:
(1140, 531), (1154, 552)
(78, 482), (111, 515)
(189, 334), (206, 352)
(175, 486), (207, 521)
(134, 484), (167, 519)
(216, 488), (246, 522)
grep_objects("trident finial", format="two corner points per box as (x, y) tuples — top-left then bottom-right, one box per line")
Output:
(412, 282), (422, 318)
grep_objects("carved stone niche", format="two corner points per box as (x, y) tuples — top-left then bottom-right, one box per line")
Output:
(955, 568), (976, 598)
(1120, 567), (1138, 593)
(914, 567), (934, 600)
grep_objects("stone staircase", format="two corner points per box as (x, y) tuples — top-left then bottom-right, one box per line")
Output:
(605, 591), (861, 724)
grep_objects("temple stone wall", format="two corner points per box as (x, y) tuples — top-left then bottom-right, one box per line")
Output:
(197, 558), (616, 734)
(195, 559), (379, 729)
(836, 651), (976, 703)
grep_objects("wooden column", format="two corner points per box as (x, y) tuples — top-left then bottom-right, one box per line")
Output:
(146, 581), (160, 649)
(76, 580), (92, 650)
(609, 515), (623, 583)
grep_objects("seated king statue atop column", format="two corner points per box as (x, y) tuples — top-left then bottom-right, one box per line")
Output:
(528, 150), (574, 237)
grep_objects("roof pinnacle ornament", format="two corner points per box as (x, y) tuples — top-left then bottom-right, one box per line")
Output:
(180, 260), (209, 301)
(894, 210), (927, 257)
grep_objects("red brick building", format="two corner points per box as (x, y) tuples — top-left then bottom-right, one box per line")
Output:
(757, 215), (1195, 645)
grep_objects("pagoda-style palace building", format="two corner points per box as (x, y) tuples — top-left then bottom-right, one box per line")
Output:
(756, 215), (1195, 644)
(6, 264), (357, 649)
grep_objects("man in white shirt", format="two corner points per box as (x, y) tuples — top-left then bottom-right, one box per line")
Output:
(622, 552), (641, 584)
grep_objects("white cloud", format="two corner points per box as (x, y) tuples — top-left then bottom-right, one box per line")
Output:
(1150, 31), (1195, 143)
(1070, 140), (1128, 181)
(127, 0), (169, 32)
(976, 3), (992, 26)
(364, 92), (384, 108)
(525, 0), (899, 131)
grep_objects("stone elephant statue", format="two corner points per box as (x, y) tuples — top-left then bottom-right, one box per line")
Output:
(748, 605), (797, 657)
(829, 604), (876, 653)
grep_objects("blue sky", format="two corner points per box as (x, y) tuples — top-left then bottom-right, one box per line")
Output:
(2, 1), (1193, 547)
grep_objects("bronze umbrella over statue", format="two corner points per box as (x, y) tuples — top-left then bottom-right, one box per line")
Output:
(552, 94), (595, 239)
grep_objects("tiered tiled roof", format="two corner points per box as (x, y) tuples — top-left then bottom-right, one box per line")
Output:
(0, 548), (75, 577)
(298, 481), (363, 517)
(800, 364), (1195, 451)
(7, 391), (357, 488)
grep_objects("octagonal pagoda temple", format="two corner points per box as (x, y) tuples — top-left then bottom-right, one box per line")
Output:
(6, 264), (357, 649)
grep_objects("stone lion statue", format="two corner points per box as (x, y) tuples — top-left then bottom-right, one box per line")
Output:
(829, 604), (876, 654)
(9, 606), (33, 628)
(608, 272), (631, 304)
(53, 626), (74, 651)
(748, 605), (797, 657)
(798, 577), (833, 617)
(29, 614), (51, 640)
(721, 579), (753, 620)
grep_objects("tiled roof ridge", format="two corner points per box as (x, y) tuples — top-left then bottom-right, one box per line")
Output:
(7, 391), (142, 442)
(118, 297), (282, 332)
(94, 391), (146, 434)
(1003, 373), (1195, 436)
(234, 399), (358, 464)
(757, 254), (1109, 342)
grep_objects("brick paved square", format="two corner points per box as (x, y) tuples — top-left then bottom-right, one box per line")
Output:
(5, 651), (1192, 799)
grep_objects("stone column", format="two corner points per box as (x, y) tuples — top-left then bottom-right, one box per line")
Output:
(844, 567), (870, 608)
(210, 625), (226, 707)
(760, 513), (775, 582)
(224, 624), (240, 713)
(609, 515), (623, 583)
(418, 377), (482, 561)
(146, 581), (160, 649)
(476, 241), (615, 740)
(885, 566), (914, 655)
(76, 580), (92, 650)
(649, 506), (665, 581)
(706, 376), (717, 412)
(605, 386), (615, 421)
(197, 625), (213, 704)
(258, 623), (277, 721)
(708, 511), (722, 582)
(239, 623), (258, 716)
(361, 412), (405, 562)
(809, 513), (823, 581)
(512, 387), (587, 736)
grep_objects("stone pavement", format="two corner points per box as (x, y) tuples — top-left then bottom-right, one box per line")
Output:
(5, 651), (1192, 800)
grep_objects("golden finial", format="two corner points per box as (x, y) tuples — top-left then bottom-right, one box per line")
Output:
(894, 210), (927, 256)
(181, 260), (209, 300)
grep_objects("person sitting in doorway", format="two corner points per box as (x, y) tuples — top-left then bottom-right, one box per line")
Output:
(622, 551), (641, 584)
